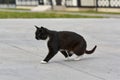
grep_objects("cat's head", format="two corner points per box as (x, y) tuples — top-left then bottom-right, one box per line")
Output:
(35, 25), (48, 40)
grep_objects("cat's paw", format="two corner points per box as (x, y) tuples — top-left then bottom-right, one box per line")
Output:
(74, 56), (81, 61)
(41, 61), (47, 64)
(64, 57), (69, 61)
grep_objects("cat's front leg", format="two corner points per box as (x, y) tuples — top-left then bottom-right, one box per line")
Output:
(41, 41), (58, 63)
(41, 50), (57, 63)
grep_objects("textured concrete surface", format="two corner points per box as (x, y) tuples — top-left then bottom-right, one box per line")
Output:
(0, 19), (120, 80)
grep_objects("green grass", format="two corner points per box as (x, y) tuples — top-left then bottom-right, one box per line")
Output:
(62, 10), (120, 14)
(0, 8), (30, 10)
(0, 11), (103, 18)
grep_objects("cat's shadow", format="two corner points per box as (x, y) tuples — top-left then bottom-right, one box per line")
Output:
(52, 56), (100, 64)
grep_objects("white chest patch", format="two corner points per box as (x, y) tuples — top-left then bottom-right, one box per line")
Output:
(45, 36), (50, 42)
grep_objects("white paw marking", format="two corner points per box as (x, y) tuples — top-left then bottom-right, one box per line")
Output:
(74, 56), (81, 61)
(41, 61), (47, 64)
(65, 57), (69, 61)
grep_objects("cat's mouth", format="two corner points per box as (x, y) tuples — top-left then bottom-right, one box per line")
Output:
(35, 37), (47, 40)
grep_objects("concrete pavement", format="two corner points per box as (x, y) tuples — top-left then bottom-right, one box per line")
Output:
(0, 19), (120, 80)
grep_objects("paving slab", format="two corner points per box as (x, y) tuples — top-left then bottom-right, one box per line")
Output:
(0, 19), (120, 80)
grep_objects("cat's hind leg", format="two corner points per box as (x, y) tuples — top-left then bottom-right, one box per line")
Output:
(73, 46), (85, 61)
(60, 50), (73, 61)
(60, 50), (68, 58)
(60, 50), (69, 61)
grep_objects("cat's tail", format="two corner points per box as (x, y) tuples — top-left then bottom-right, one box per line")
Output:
(85, 45), (97, 54)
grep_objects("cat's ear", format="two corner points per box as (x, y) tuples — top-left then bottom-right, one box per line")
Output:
(35, 25), (39, 29)
(41, 26), (48, 33)
(41, 26), (44, 29)
(40, 26), (46, 31)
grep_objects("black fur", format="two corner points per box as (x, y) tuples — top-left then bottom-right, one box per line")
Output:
(35, 26), (97, 63)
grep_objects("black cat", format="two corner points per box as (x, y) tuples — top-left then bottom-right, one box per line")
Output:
(35, 26), (97, 64)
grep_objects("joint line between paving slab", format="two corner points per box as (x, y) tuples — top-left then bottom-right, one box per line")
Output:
(58, 62), (106, 80)
(0, 41), (43, 58)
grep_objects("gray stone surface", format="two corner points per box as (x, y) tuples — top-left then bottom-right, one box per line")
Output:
(0, 19), (120, 80)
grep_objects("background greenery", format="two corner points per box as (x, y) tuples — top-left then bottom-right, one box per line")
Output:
(0, 11), (103, 18)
